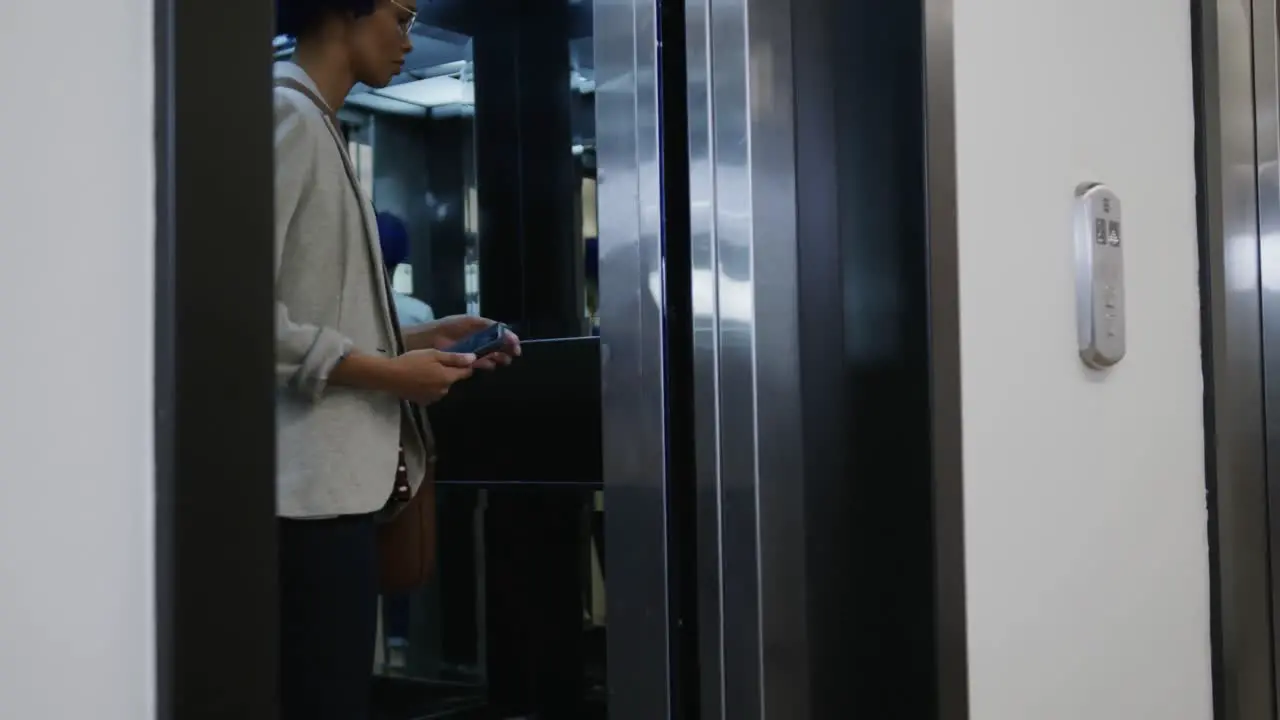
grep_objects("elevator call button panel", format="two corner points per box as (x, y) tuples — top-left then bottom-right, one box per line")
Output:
(1074, 182), (1125, 369)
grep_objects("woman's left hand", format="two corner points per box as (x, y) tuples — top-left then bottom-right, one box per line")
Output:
(416, 315), (521, 370)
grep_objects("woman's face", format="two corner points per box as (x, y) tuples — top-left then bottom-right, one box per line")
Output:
(348, 0), (415, 88)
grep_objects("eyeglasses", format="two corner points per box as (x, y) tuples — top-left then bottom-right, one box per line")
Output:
(388, 0), (417, 37)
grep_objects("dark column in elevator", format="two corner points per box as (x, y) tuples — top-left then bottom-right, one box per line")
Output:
(472, 0), (582, 338)
(469, 1), (589, 717)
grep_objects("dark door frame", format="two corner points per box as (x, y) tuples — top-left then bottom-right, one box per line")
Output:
(153, 1), (279, 718)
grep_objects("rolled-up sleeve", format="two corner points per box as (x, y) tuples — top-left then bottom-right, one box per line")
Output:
(274, 93), (354, 401)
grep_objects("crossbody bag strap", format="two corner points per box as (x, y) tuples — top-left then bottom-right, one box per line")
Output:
(274, 77), (341, 130)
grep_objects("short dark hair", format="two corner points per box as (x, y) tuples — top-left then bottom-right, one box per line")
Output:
(276, 0), (377, 38)
(376, 212), (410, 268)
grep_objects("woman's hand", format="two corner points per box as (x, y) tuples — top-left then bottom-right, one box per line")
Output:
(407, 315), (521, 370)
(329, 348), (476, 404)
(387, 349), (477, 404)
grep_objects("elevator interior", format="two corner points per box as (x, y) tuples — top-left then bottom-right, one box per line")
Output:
(272, 2), (609, 717)
(270, 0), (960, 716)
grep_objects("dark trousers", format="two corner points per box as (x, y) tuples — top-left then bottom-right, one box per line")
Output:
(279, 514), (378, 720)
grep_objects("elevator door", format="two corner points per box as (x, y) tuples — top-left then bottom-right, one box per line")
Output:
(1195, 0), (1280, 717)
(1252, 0), (1280, 714)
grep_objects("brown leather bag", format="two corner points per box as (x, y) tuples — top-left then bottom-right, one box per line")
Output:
(275, 75), (439, 593)
(377, 453), (437, 594)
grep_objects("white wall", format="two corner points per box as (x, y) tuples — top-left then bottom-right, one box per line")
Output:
(953, 1), (1211, 719)
(0, 2), (155, 719)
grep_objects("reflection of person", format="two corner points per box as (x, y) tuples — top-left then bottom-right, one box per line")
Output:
(377, 211), (435, 326)
(375, 210), (424, 670)
(272, 1), (519, 718)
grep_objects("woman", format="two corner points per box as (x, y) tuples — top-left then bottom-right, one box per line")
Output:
(272, 1), (517, 717)
(376, 210), (437, 326)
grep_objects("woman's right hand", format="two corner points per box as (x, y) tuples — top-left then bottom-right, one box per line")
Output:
(388, 349), (476, 404)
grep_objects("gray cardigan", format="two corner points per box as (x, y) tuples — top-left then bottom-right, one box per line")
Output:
(272, 62), (430, 518)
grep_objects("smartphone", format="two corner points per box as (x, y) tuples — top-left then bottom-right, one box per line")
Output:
(445, 322), (510, 358)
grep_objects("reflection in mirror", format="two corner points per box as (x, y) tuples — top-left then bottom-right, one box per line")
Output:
(275, 0), (603, 715)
